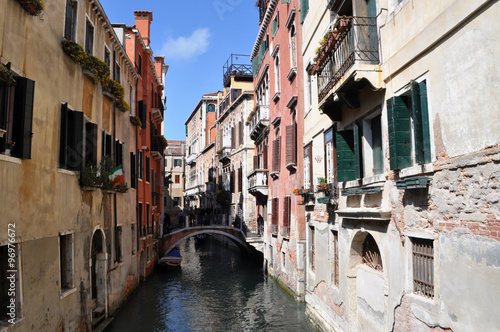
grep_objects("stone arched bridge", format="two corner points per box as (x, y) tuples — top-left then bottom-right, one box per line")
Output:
(161, 226), (262, 259)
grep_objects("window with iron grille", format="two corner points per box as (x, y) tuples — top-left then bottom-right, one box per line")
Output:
(412, 237), (434, 299)
(362, 234), (383, 271)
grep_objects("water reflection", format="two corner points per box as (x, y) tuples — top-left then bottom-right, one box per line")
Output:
(110, 236), (315, 332)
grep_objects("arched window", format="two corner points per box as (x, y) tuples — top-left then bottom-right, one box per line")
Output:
(274, 56), (280, 93)
(289, 24), (297, 68)
(362, 233), (383, 271)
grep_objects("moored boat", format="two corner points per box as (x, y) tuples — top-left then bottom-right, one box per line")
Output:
(157, 246), (182, 271)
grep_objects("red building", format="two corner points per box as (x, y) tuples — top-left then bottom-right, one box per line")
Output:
(123, 11), (167, 279)
(250, 0), (306, 298)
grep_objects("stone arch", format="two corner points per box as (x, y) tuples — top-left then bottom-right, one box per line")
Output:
(347, 229), (386, 332)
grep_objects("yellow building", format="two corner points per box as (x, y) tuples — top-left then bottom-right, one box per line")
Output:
(0, 0), (139, 330)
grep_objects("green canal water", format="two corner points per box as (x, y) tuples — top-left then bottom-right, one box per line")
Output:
(108, 236), (317, 332)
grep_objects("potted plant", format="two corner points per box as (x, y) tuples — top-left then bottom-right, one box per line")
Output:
(299, 188), (309, 195)
(292, 189), (300, 195)
(115, 182), (129, 193)
(317, 177), (328, 191)
(61, 40), (87, 66)
(130, 116), (142, 127)
(99, 156), (115, 191)
(80, 163), (101, 188)
(4, 141), (15, 155)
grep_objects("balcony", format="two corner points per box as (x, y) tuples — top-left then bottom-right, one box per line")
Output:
(150, 136), (165, 161)
(248, 105), (269, 141)
(218, 147), (231, 163)
(313, 16), (383, 119)
(186, 153), (197, 165)
(184, 185), (202, 198)
(151, 107), (163, 122)
(223, 54), (252, 87)
(248, 169), (268, 197)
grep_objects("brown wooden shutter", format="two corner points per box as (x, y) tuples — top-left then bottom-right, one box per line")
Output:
(283, 196), (290, 228)
(285, 125), (296, 164)
(263, 143), (268, 169)
(253, 155), (259, 170)
(272, 198), (279, 226)
(273, 137), (281, 172)
(238, 167), (242, 193)
(231, 127), (235, 149)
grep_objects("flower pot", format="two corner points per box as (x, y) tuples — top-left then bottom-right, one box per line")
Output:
(3, 149), (11, 156)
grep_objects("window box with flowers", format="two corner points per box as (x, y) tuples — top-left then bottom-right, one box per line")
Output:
(316, 177), (329, 191)
(130, 116), (142, 128)
(116, 99), (130, 113)
(0, 63), (16, 87)
(154, 135), (168, 149)
(17, 0), (44, 16)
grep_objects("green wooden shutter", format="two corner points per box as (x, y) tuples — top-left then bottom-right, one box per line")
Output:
(353, 122), (362, 179)
(336, 130), (356, 182)
(371, 114), (383, 175)
(387, 96), (411, 170)
(12, 77), (35, 159)
(419, 81), (431, 163)
(281, 0), (289, 3)
(300, 0), (309, 23)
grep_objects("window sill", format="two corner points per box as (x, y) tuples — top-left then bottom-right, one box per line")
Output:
(272, 92), (280, 103)
(399, 163), (434, 178)
(285, 162), (296, 171)
(361, 174), (385, 186)
(58, 168), (78, 176)
(60, 287), (77, 300)
(270, 171), (279, 179)
(0, 154), (21, 164)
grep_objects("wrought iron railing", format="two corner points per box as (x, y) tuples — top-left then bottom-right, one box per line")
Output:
(248, 105), (269, 140)
(223, 54), (252, 86)
(257, 0), (268, 23)
(317, 16), (379, 102)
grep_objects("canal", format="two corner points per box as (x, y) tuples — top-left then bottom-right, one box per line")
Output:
(109, 236), (316, 332)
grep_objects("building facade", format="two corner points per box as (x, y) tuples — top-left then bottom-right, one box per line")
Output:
(216, 54), (255, 230)
(122, 11), (167, 280)
(0, 0), (143, 330)
(251, 0), (307, 299)
(164, 140), (186, 229)
(184, 93), (218, 218)
(301, 0), (500, 331)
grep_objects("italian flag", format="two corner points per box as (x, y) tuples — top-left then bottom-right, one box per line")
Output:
(110, 164), (124, 187)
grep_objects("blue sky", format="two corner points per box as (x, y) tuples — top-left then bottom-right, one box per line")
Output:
(100, 0), (259, 141)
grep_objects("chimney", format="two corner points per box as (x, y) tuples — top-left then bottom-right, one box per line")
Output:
(134, 11), (153, 46)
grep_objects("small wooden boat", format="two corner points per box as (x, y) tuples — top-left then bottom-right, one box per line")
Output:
(157, 247), (182, 271)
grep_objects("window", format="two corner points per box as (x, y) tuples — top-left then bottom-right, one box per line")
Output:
(309, 226), (315, 272)
(300, 0), (309, 23)
(387, 79), (431, 170)
(272, 137), (281, 173)
(1, 243), (21, 323)
(137, 54), (142, 76)
(175, 175), (180, 184)
(324, 127), (335, 183)
(336, 111), (383, 182)
(285, 117), (297, 167)
(362, 234), (383, 271)
(59, 104), (97, 171)
(289, 24), (297, 68)
(85, 19), (94, 54)
(411, 237), (434, 299)
(115, 140), (123, 166)
(114, 61), (121, 85)
(332, 230), (339, 286)
(138, 202), (143, 236)
(271, 11), (279, 37)
(274, 56), (281, 94)
(304, 143), (313, 189)
(115, 226), (122, 263)
(282, 196), (291, 237)
(271, 197), (279, 234)
(104, 48), (110, 68)
(173, 197), (181, 206)
(305, 70), (312, 111)
(207, 104), (216, 112)
(146, 204), (150, 233)
(0, 76), (35, 158)
(130, 152), (136, 188)
(173, 159), (182, 167)
(59, 234), (74, 291)
(131, 225), (136, 255)
(145, 156), (150, 182)
(138, 151), (143, 180)
(64, 0), (77, 41)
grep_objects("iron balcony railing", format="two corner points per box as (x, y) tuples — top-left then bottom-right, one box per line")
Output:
(218, 147), (231, 162)
(249, 105), (269, 141)
(223, 54), (252, 87)
(257, 0), (268, 23)
(317, 16), (379, 102)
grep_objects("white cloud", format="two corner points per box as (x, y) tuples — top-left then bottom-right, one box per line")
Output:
(160, 28), (211, 61)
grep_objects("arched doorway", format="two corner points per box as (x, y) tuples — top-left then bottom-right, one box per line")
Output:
(91, 229), (107, 323)
(348, 231), (385, 332)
